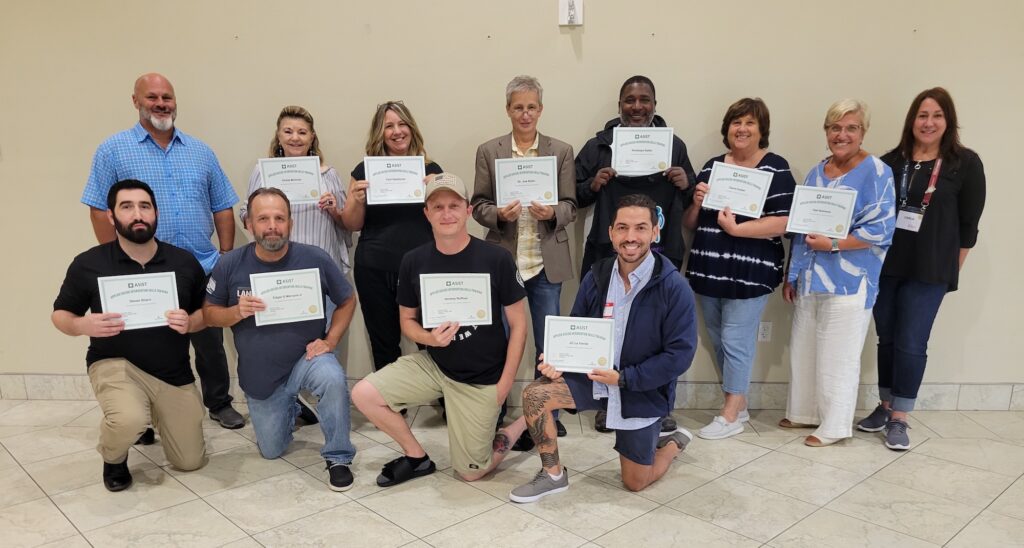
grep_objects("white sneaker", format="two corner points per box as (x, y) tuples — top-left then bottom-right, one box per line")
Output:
(738, 409), (750, 423)
(698, 416), (744, 440)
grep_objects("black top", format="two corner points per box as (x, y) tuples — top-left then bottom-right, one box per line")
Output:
(879, 149), (986, 291)
(53, 240), (207, 386)
(351, 160), (444, 272)
(685, 153), (797, 299)
(397, 237), (527, 384)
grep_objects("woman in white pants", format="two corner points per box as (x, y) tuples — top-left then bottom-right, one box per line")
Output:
(781, 99), (896, 447)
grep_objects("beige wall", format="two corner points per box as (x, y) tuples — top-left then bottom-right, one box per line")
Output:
(2, 0), (1020, 385)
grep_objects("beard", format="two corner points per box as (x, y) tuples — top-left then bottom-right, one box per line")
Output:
(141, 106), (176, 131)
(255, 230), (288, 252)
(619, 111), (655, 128)
(114, 217), (157, 244)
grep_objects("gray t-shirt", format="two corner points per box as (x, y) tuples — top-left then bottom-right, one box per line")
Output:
(206, 242), (354, 399)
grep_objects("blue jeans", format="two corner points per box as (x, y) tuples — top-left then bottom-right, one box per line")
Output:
(246, 353), (356, 465)
(873, 276), (947, 413)
(696, 293), (770, 396)
(524, 269), (562, 363)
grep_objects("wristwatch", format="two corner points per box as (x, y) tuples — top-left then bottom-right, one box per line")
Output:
(829, 238), (840, 253)
(617, 373), (627, 390)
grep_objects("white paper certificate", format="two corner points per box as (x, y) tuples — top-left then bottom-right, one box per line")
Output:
(544, 316), (615, 374)
(250, 268), (325, 327)
(97, 272), (179, 330)
(703, 161), (774, 218)
(364, 156), (426, 205)
(611, 127), (674, 176)
(258, 157), (322, 205)
(494, 156), (559, 207)
(786, 186), (858, 239)
(419, 273), (492, 328)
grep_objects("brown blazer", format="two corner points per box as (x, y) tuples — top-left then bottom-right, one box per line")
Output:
(471, 132), (577, 283)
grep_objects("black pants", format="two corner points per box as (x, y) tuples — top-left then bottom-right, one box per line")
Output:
(189, 325), (233, 412)
(354, 263), (403, 371)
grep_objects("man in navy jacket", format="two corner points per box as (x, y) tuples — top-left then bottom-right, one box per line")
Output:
(507, 194), (697, 503)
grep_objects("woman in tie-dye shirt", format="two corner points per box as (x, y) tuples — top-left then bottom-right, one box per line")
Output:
(781, 99), (895, 447)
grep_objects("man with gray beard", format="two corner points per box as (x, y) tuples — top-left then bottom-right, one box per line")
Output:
(81, 72), (244, 429)
(204, 188), (359, 492)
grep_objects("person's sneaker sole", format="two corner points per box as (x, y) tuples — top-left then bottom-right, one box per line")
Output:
(884, 440), (910, 451)
(509, 484), (569, 503)
(329, 481), (354, 492)
(857, 423), (887, 433)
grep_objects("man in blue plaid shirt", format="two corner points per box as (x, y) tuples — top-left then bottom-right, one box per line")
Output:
(82, 73), (245, 429)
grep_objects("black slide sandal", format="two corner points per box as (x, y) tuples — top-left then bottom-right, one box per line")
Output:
(376, 456), (436, 487)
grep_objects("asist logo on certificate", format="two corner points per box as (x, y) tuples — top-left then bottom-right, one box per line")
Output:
(494, 157), (559, 207)
(703, 161), (774, 218)
(258, 156), (322, 205)
(419, 273), (492, 328)
(364, 156), (426, 205)
(97, 271), (179, 330)
(249, 268), (325, 327)
(544, 316), (615, 374)
(785, 185), (858, 239)
(611, 126), (673, 176)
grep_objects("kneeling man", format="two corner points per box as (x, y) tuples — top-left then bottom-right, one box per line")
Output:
(352, 173), (528, 486)
(204, 188), (358, 491)
(509, 194), (698, 502)
(52, 179), (208, 491)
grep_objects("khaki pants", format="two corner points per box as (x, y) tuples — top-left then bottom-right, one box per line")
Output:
(88, 358), (206, 470)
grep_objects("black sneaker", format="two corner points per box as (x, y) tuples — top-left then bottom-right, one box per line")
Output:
(555, 420), (567, 437)
(511, 430), (535, 451)
(326, 462), (354, 492)
(209, 405), (245, 429)
(856, 404), (890, 433)
(660, 415), (678, 433)
(134, 427), (156, 445)
(594, 410), (612, 433)
(103, 458), (133, 492)
(297, 394), (320, 426)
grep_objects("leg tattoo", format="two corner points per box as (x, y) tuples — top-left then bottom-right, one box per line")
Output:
(539, 447), (560, 469)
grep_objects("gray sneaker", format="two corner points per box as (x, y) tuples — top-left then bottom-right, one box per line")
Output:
(658, 427), (694, 451)
(884, 419), (911, 451)
(856, 404), (890, 432)
(509, 468), (569, 503)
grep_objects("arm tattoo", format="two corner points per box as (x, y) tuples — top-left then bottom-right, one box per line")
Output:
(492, 432), (512, 455)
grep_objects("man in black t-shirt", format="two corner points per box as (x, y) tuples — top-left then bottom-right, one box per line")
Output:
(352, 173), (529, 486)
(52, 180), (208, 492)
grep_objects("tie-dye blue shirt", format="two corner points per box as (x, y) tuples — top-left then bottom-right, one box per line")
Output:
(787, 155), (895, 308)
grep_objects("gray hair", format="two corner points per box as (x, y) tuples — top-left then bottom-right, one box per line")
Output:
(505, 75), (544, 106)
(824, 98), (871, 132)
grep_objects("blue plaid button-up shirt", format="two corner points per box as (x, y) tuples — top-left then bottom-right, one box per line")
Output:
(82, 123), (238, 273)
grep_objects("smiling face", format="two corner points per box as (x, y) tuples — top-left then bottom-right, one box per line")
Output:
(825, 112), (865, 161)
(506, 90), (543, 135)
(382, 109), (411, 156)
(276, 117), (314, 157)
(913, 97), (947, 150)
(727, 114), (762, 154)
(424, 191), (471, 239)
(618, 83), (656, 127)
(133, 75), (177, 132)
(609, 205), (659, 265)
(248, 194), (292, 252)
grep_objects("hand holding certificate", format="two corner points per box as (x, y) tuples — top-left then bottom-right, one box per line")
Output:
(786, 186), (858, 239)
(419, 273), (492, 328)
(544, 316), (615, 374)
(250, 268), (325, 327)
(364, 156), (426, 205)
(98, 272), (179, 330)
(258, 157), (322, 205)
(703, 161), (774, 218)
(494, 157), (559, 207)
(611, 127), (674, 176)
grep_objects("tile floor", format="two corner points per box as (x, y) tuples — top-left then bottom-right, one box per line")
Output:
(1, 399), (1023, 547)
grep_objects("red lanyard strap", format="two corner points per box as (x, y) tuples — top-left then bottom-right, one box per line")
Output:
(920, 158), (942, 209)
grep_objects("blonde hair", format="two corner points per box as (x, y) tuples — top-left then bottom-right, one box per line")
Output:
(365, 101), (430, 162)
(268, 105), (324, 162)
(823, 98), (870, 132)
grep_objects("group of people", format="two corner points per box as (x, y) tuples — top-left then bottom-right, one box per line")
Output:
(52, 71), (985, 503)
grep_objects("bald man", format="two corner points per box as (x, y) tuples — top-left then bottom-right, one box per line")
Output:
(82, 73), (244, 429)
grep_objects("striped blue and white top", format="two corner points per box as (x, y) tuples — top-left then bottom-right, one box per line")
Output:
(787, 155), (895, 308)
(685, 153), (796, 299)
(240, 164), (351, 274)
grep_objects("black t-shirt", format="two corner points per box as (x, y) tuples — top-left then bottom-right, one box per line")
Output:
(397, 237), (527, 384)
(52, 240), (207, 386)
(351, 160), (444, 272)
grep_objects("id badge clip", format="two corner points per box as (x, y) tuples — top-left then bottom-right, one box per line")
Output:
(896, 207), (924, 232)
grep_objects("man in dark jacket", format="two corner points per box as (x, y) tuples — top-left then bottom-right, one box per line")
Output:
(507, 194), (698, 502)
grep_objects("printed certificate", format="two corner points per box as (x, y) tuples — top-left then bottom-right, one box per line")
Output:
(258, 156), (322, 205)
(250, 268), (325, 327)
(364, 156), (426, 204)
(494, 156), (559, 206)
(703, 161), (774, 218)
(419, 273), (492, 328)
(611, 127), (674, 176)
(97, 272), (179, 330)
(544, 316), (615, 374)
(786, 186), (858, 239)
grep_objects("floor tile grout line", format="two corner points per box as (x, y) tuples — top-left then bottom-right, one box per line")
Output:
(823, 487), (972, 547)
(942, 469), (1024, 543)
(227, 497), (360, 541)
(346, 494), (449, 543)
(907, 436), (1024, 478)
(958, 410), (1009, 438)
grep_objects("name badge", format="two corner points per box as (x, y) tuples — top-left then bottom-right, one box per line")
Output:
(896, 208), (923, 232)
(602, 302), (614, 319)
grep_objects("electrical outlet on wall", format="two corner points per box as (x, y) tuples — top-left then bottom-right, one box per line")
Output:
(758, 322), (772, 342)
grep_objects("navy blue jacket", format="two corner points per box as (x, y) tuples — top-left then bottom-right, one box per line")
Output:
(568, 252), (697, 419)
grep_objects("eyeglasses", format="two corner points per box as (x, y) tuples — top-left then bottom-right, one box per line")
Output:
(377, 100), (405, 110)
(509, 105), (541, 115)
(826, 124), (863, 135)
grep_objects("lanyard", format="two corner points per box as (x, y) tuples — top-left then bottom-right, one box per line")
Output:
(899, 158), (942, 211)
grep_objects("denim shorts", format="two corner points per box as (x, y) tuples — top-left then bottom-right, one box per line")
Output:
(564, 373), (663, 465)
